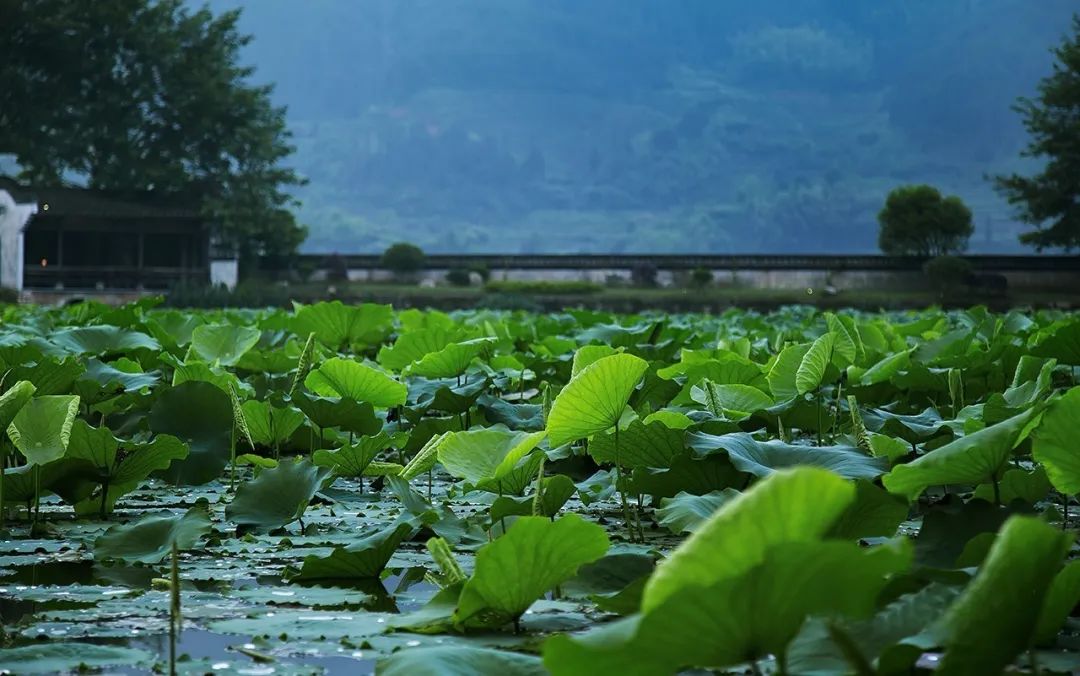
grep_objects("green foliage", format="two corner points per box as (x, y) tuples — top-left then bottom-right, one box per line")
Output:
(0, 0), (306, 269)
(688, 267), (713, 288)
(225, 459), (325, 531)
(923, 255), (973, 294)
(445, 268), (473, 287)
(996, 16), (1080, 250)
(546, 353), (648, 447)
(2, 300), (1080, 672)
(877, 184), (974, 257)
(484, 280), (603, 295)
(381, 242), (426, 277)
(454, 515), (609, 629)
(94, 507), (212, 564)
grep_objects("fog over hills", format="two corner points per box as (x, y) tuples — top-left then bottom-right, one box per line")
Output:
(201, 0), (1076, 254)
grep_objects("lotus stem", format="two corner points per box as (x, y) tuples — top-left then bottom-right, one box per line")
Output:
(229, 423), (236, 491)
(169, 539), (180, 676)
(614, 424), (634, 542)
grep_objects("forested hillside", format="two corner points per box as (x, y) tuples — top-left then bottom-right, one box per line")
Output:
(203, 0), (1076, 253)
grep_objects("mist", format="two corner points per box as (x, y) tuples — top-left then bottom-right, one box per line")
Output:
(202, 0), (1076, 255)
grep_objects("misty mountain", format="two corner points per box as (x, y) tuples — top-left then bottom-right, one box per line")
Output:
(201, 0), (1076, 254)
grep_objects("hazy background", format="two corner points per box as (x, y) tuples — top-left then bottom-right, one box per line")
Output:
(200, 0), (1076, 254)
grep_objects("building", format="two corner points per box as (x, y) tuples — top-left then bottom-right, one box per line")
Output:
(0, 178), (220, 293)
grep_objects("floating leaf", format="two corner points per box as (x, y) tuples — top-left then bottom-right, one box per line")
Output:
(292, 520), (417, 580)
(688, 432), (888, 480)
(226, 459), (326, 531)
(94, 508), (212, 564)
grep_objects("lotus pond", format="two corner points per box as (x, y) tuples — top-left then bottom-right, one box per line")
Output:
(1, 299), (1080, 674)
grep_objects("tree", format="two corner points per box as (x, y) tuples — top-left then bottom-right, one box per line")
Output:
(381, 243), (426, 278)
(0, 0), (306, 272)
(877, 185), (973, 257)
(995, 16), (1080, 251)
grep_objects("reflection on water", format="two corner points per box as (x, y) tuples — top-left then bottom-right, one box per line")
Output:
(0, 562), (436, 674)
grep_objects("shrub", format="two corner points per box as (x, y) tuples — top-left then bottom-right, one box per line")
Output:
(689, 267), (713, 288)
(630, 262), (659, 287)
(0, 286), (19, 304)
(923, 255), (972, 295)
(878, 185), (974, 257)
(484, 280), (602, 295)
(445, 268), (472, 287)
(324, 253), (349, 282)
(381, 243), (426, 278)
(469, 264), (491, 282)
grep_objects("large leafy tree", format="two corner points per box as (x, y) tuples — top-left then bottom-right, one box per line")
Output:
(995, 16), (1080, 251)
(0, 0), (306, 270)
(877, 184), (973, 257)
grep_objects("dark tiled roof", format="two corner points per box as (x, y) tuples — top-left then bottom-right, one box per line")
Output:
(0, 177), (203, 219)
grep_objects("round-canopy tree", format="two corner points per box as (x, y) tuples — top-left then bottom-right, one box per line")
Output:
(381, 243), (426, 278)
(877, 185), (973, 257)
(0, 0), (306, 273)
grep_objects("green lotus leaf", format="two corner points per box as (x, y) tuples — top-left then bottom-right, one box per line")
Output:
(859, 349), (912, 385)
(882, 408), (1040, 500)
(240, 399), (305, 448)
(571, 344), (618, 377)
(642, 466), (855, 612)
(407, 337), (496, 378)
(1035, 559), (1080, 645)
(766, 342), (811, 401)
(821, 479), (908, 541)
(490, 474), (578, 521)
(291, 391), (383, 436)
(292, 300), (394, 349)
(587, 419), (686, 469)
(656, 489), (741, 534)
(455, 514), (609, 629)
(546, 353), (649, 447)
(79, 357), (159, 392)
(4, 355), (85, 395)
(7, 394), (80, 466)
(688, 432), (888, 480)
(795, 332), (836, 394)
(187, 323), (261, 366)
(1032, 386), (1080, 495)
(292, 520), (417, 580)
(936, 516), (1072, 675)
(545, 539), (912, 675)
(690, 381), (774, 420)
(94, 507), (212, 564)
(313, 433), (390, 477)
(304, 357), (407, 407)
(377, 327), (458, 371)
(149, 381), (232, 485)
(787, 582), (961, 675)
(50, 325), (159, 356)
(0, 643), (154, 674)
(404, 376), (487, 422)
(378, 645), (545, 676)
(226, 459), (327, 531)
(436, 427), (546, 486)
(826, 312), (864, 366)
(0, 380), (36, 428)
(58, 420), (188, 512)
